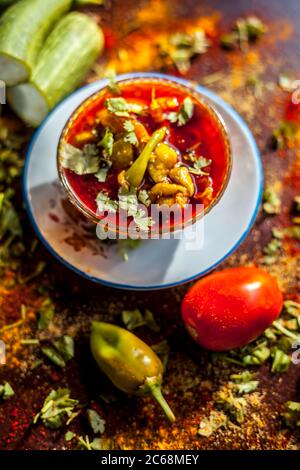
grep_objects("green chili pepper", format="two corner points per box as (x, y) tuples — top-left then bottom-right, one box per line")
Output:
(125, 127), (167, 188)
(90, 321), (175, 423)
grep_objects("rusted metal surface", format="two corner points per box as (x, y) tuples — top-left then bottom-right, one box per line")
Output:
(0, 0), (299, 450)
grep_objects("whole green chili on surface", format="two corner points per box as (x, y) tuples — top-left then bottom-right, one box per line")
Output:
(90, 321), (175, 423)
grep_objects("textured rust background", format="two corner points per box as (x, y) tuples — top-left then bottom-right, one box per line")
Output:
(0, 0), (299, 450)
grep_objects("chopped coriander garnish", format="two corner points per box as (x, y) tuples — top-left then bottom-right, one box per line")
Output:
(96, 192), (118, 214)
(167, 97), (194, 127)
(215, 388), (247, 424)
(284, 300), (300, 317)
(38, 298), (55, 329)
(118, 186), (139, 216)
(105, 97), (130, 117)
(282, 401), (300, 428)
(138, 189), (151, 207)
(87, 409), (106, 435)
(271, 348), (291, 373)
(95, 162), (112, 183)
(230, 371), (259, 395)
(98, 128), (114, 158)
(53, 335), (74, 362)
(272, 120), (298, 150)
(123, 120), (138, 146)
(105, 98), (144, 117)
(122, 308), (160, 332)
(262, 238), (282, 265)
(198, 410), (228, 437)
(188, 156), (212, 175)
(263, 187), (281, 215)
(134, 208), (155, 232)
(122, 308), (145, 330)
(144, 309), (160, 332)
(106, 70), (121, 95)
(41, 346), (67, 368)
(61, 142), (100, 175)
(65, 431), (76, 442)
(0, 381), (15, 400)
(41, 335), (74, 368)
(159, 30), (210, 74)
(221, 16), (267, 50)
(33, 388), (79, 429)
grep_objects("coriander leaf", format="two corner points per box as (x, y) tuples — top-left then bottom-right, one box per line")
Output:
(282, 401), (300, 428)
(263, 187), (281, 215)
(41, 346), (66, 368)
(262, 238), (282, 265)
(198, 410), (228, 437)
(284, 300), (300, 317)
(105, 98), (145, 118)
(99, 129), (114, 157)
(123, 120), (138, 146)
(0, 381), (15, 400)
(95, 165), (111, 183)
(33, 388), (79, 429)
(87, 409), (106, 434)
(38, 298), (55, 329)
(105, 97), (130, 117)
(272, 121), (298, 150)
(106, 70), (121, 95)
(61, 141), (100, 175)
(271, 348), (291, 373)
(53, 335), (74, 362)
(138, 189), (151, 207)
(167, 97), (194, 127)
(159, 30), (210, 74)
(134, 208), (155, 232)
(65, 431), (76, 442)
(188, 157), (212, 175)
(118, 186), (139, 216)
(96, 192), (118, 214)
(230, 371), (259, 395)
(215, 388), (247, 424)
(122, 308), (145, 330)
(144, 309), (160, 332)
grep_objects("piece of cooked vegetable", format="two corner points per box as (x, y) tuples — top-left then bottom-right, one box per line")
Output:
(181, 267), (283, 351)
(125, 127), (167, 187)
(0, 0), (72, 86)
(7, 12), (104, 127)
(91, 321), (175, 423)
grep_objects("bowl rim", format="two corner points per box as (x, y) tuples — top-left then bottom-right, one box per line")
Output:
(57, 74), (232, 237)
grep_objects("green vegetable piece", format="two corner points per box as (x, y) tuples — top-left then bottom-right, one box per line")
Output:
(90, 321), (175, 423)
(282, 401), (300, 428)
(41, 346), (66, 368)
(125, 127), (167, 188)
(33, 388), (79, 429)
(0, 381), (15, 400)
(87, 409), (106, 434)
(111, 139), (134, 169)
(271, 348), (291, 373)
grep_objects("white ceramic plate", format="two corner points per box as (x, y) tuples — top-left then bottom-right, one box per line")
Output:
(23, 73), (263, 290)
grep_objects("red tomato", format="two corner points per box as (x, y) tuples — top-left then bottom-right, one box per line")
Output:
(181, 267), (283, 351)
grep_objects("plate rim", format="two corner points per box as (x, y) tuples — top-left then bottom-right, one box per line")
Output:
(23, 72), (264, 291)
